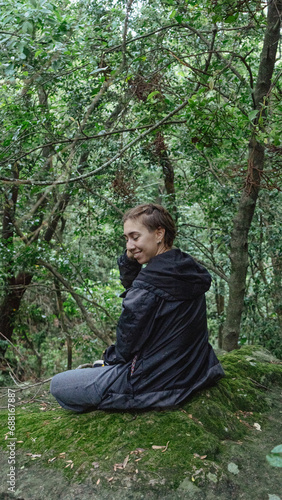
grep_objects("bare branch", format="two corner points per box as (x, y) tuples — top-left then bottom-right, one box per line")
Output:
(193, 257), (229, 283)
(0, 332), (24, 359)
(38, 259), (113, 345)
(182, 22), (245, 82)
(80, 181), (124, 216)
(0, 104), (190, 186)
(0, 121), (186, 169)
(0, 31), (21, 37)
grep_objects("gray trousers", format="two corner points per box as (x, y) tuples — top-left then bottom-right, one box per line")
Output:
(50, 364), (128, 412)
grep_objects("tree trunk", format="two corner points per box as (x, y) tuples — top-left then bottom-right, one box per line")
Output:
(215, 285), (225, 349)
(271, 254), (282, 332)
(0, 165), (29, 352)
(222, 0), (282, 351)
(54, 278), (73, 370)
(153, 132), (177, 219)
(0, 188), (71, 351)
(0, 183), (73, 353)
(0, 273), (33, 349)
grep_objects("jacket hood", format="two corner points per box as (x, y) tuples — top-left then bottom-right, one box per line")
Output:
(136, 248), (211, 300)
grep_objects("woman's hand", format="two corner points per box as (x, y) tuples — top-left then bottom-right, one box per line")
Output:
(126, 249), (135, 260)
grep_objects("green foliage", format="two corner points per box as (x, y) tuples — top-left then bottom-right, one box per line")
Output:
(6, 270), (123, 379)
(0, 0), (281, 378)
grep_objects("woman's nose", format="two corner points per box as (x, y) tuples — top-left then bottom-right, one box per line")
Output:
(126, 238), (135, 251)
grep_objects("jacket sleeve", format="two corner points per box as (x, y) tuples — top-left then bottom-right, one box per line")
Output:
(117, 251), (142, 290)
(103, 286), (158, 365)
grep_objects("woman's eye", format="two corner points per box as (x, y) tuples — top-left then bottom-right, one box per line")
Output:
(133, 236), (139, 241)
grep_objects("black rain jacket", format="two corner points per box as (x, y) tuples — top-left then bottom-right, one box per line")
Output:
(98, 248), (224, 410)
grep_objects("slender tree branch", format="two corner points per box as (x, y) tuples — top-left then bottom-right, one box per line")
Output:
(79, 181), (124, 216)
(204, 27), (217, 72)
(179, 223), (221, 231)
(168, 50), (212, 76)
(182, 22), (245, 82)
(198, 150), (224, 186)
(0, 104), (190, 186)
(0, 31), (22, 37)
(0, 332), (24, 359)
(192, 256), (229, 283)
(102, 23), (256, 55)
(0, 121), (186, 169)
(122, 0), (134, 68)
(104, 23), (181, 54)
(38, 259), (113, 345)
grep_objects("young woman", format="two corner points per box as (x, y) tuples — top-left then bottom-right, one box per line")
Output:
(50, 204), (224, 412)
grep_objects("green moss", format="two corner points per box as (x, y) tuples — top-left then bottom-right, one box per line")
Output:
(0, 345), (281, 491)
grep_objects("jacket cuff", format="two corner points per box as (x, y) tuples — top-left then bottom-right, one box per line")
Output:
(117, 250), (141, 269)
(103, 344), (127, 365)
(117, 251), (142, 289)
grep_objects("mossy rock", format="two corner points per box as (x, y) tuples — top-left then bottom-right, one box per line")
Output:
(0, 345), (281, 499)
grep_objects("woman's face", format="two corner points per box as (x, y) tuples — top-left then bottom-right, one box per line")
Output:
(123, 218), (166, 264)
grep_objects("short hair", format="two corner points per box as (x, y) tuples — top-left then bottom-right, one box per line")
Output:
(123, 203), (176, 248)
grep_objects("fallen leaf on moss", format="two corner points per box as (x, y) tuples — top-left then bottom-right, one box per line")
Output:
(65, 459), (74, 469)
(130, 448), (145, 455)
(152, 441), (169, 452)
(123, 455), (129, 468)
(25, 453), (41, 460)
(162, 441), (170, 452)
(65, 463), (74, 469)
(113, 463), (124, 471)
(113, 455), (130, 471)
(253, 423), (262, 431)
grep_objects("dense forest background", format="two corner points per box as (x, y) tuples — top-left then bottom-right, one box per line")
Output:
(0, 0), (281, 383)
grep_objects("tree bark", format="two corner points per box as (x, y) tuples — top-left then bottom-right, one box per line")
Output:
(222, 0), (282, 351)
(0, 165), (34, 352)
(153, 132), (177, 219)
(54, 278), (73, 370)
(271, 254), (282, 332)
(0, 178), (73, 354)
(215, 283), (225, 349)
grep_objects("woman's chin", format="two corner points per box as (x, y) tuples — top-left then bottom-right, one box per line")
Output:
(134, 253), (146, 264)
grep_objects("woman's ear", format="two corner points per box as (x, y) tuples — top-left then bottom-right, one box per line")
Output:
(156, 226), (165, 242)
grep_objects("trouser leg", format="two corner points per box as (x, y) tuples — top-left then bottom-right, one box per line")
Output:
(50, 364), (126, 412)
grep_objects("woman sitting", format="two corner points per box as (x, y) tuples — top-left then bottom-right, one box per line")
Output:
(50, 203), (224, 412)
